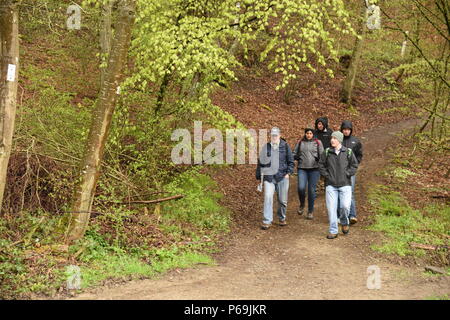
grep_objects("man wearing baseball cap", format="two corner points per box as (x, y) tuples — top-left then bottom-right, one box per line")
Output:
(318, 131), (359, 239)
(256, 127), (294, 230)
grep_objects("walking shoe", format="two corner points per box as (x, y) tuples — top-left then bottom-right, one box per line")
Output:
(279, 220), (287, 226)
(306, 212), (313, 220)
(327, 233), (338, 239)
(350, 217), (358, 225)
(261, 223), (271, 230)
(297, 206), (305, 215)
(342, 225), (350, 234)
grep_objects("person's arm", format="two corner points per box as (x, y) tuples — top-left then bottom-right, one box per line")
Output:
(293, 142), (300, 161)
(286, 144), (295, 175)
(317, 140), (324, 161)
(256, 158), (261, 180)
(256, 144), (267, 180)
(347, 151), (359, 177)
(356, 140), (363, 164)
(318, 150), (329, 178)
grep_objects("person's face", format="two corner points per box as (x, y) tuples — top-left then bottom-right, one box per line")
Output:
(271, 134), (280, 144)
(331, 136), (340, 148)
(305, 131), (314, 140)
(342, 128), (351, 137)
(317, 122), (324, 131)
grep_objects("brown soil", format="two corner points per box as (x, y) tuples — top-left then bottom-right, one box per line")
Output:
(71, 118), (450, 300)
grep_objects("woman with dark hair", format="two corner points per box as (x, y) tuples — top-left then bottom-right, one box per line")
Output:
(293, 128), (324, 220)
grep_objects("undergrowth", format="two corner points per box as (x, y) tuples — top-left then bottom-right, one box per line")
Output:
(368, 185), (450, 259)
(0, 170), (228, 299)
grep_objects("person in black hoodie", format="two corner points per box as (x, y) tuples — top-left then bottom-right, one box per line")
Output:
(314, 117), (332, 191)
(340, 120), (363, 225)
(314, 117), (331, 150)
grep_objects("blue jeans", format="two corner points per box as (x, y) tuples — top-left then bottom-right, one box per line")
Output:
(337, 175), (357, 218)
(325, 185), (352, 234)
(297, 169), (320, 213)
(263, 178), (289, 224)
(350, 175), (357, 218)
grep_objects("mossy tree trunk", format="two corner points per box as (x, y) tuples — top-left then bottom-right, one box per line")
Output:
(100, 0), (114, 85)
(66, 0), (136, 242)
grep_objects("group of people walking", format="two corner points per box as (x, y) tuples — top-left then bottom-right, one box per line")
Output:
(256, 117), (363, 239)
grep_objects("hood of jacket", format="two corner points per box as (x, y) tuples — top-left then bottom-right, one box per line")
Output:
(340, 120), (353, 136)
(315, 117), (329, 131)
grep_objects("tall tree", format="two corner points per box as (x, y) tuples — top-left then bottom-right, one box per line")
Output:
(339, 0), (368, 104)
(0, 0), (19, 212)
(100, 0), (114, 85)
(65, 0), (136, 242)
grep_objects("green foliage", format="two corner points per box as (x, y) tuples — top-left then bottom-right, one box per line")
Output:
(385, 59), (438, 94)
(368, 185), (450, 257)
(11, 65), (93, 211)
(391, 167), (416, 182)
(164, 169), (230, 233)
(0, 239), (27, 299)
(259, 0), (355, 89)
(132, 0), (238, 83)
(426, 293), (450, 300)
(363, 29), (405, 68)
(70, 228), (213, 289)
(16, 65), (91, 162)
(127, 0), (355, 117)
(0, 212), (69, 299)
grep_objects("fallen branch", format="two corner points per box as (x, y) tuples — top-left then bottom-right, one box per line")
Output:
(117, 195), (184, 205)
(424, 266), (448, 275)
(95, 191), (172, 202)
(410, 242), (450, 250)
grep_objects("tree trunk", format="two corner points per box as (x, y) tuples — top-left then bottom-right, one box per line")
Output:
(339, 1), (367, 104)
(395, 11), (420, 83)
(65, 0), (136, 242)
(0, 0), (19, 212)
(100, 0), (113, 85)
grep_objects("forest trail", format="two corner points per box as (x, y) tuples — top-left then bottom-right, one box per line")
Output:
(71, 119), (450, 300)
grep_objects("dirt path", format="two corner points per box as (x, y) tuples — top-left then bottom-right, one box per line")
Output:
(72, 119), (450, 300)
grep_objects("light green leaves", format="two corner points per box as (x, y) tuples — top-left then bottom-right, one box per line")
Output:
(255, 0), (355, 89)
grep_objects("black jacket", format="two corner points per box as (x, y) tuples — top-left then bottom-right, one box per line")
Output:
(314, 117), (331, 150)
(256, 138), (295, 183)
(318, 146), (359, 187)
(340, 120), (363, 164)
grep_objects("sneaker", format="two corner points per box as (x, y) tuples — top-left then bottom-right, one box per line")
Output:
(350, 217), (358, 225)
(327, 233), (338, 239)
(279, 220), (287, 226)
(298, 206), (305, 215)
(306, 212), (313, 220)
(342, 225), (350, 235)
(261, 223), (271, 230)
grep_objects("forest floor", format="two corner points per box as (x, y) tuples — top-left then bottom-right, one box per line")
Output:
(70, 118), (449, 300)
